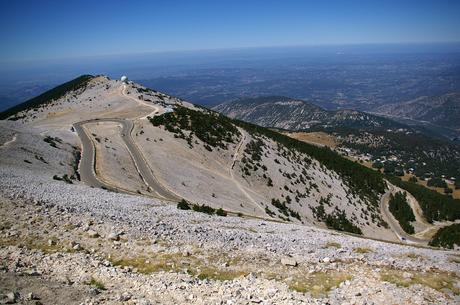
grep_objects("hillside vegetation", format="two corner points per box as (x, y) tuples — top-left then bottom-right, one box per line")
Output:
(149, 106), (240, 151)
(235, 119), (387, 206)
(388, 177), (460, 223)
(152, 105), (388, 207)
(388, 191), (415, 234)
(0, 75), (94, 120)
(148, 105), (390, 233)
(429, 223), (460, 249)
(331, 127), (460, 183)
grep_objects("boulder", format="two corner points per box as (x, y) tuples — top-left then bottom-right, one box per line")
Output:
(5, 292), (19, 304)
(87, 230), (99, 238)
(107, 232), (120, 241)
(281, 257), (297, 267)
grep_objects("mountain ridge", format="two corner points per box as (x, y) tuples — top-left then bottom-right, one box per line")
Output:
(2, 76), (459, 245)
(374, 93), (460, 132)
(213, 96), (405, 131)
(0, 76), (395, 238)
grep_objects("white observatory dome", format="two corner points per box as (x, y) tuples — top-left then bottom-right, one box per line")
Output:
(121, 75), (128, 83)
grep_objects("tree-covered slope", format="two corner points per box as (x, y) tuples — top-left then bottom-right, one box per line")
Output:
(388, 191), (415, 234)
(388, 176), (460, 223)
(429, 223), (460, 249)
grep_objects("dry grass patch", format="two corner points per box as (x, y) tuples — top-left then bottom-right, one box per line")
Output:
(109, 250), (354, 297)
(30, 216), (44, 224)
(353, 247), (372, 254)
(1, 236), (58, 253)
(324, 241), (341, 249)
(63, 223), (76, 231)
(85, 277), (107, 290)
(109, 252), (248, 282)
(0, 221), (12, 231)
(283, 271), (351, 297)
(109, 254), (185, 274)
(404, 252), (425, 260)
(380, 269), (460, 295)
(135, 239), (153, 247)
(193, 267), (248, 281)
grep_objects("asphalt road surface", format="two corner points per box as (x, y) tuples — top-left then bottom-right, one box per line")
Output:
(74, 118), (180, 202)
(379, 186), (427, 245)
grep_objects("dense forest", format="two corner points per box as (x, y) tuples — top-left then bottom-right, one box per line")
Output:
(388, 176), (460, 223)
(388, 191), (415, 234)
(328, 127), (460, 182)
(429, 223), (460, 249)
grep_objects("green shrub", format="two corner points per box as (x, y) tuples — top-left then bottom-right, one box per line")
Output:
(53, 174), (73, 184)
(43, 136), (62, 148)
(86, 277), (106, 290)
(177, 199), (191, 210)
(216, 208), (227, 217)
(192, 204), (215, 215)
(313, 204), (362, 235)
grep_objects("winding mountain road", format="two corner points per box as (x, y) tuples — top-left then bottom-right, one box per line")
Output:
(74, 84), (180, 202)
(380, 185), (427, 245)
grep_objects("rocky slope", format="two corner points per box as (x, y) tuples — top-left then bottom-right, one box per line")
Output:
(213, 96), (403, 131)
(1, 76), (459, 304)
(0, 76), (395, 239)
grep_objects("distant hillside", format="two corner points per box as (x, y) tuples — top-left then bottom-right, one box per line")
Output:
(213, 96), (403, 131)
(375, 93), (460, 131)
(0, 75), (94, 120)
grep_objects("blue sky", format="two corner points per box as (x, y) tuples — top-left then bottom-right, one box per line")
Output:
(1, 0), (459, 62)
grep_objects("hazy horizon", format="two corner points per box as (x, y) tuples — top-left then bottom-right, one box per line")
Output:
(1, 42), (459, 112)
(1, 0), (459, 112)
(1, 0), (460, 62)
